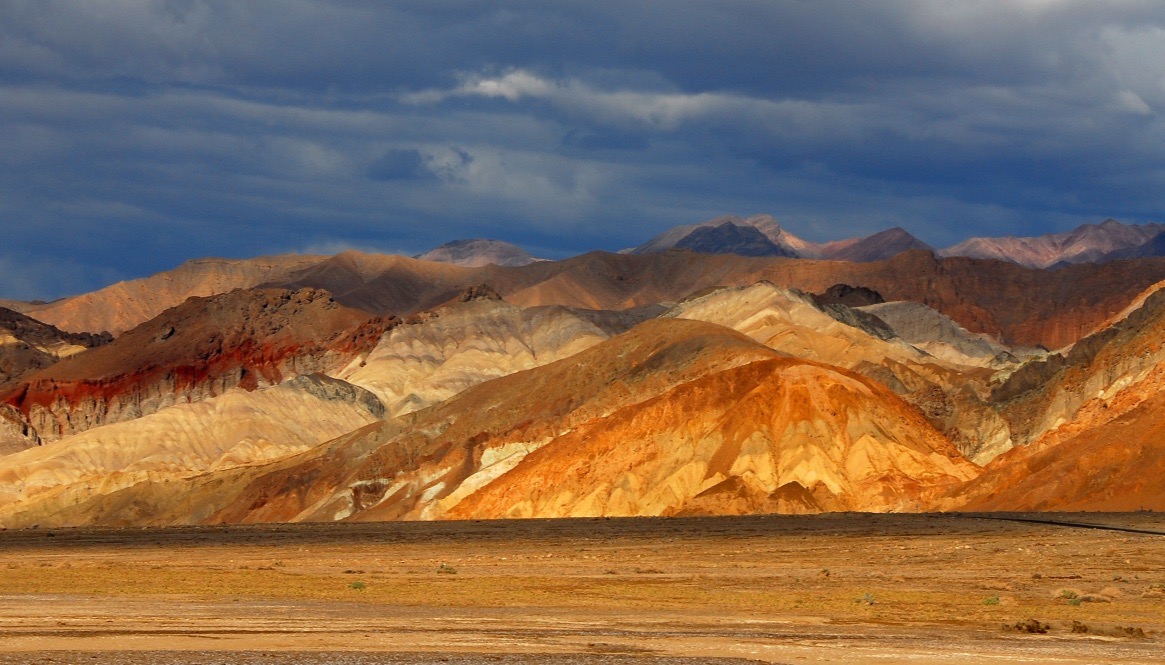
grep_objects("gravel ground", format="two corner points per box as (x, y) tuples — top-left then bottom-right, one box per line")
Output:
(0, 653), (766, 665)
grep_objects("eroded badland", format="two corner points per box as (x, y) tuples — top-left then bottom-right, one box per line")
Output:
(6, 219), (1165, 661)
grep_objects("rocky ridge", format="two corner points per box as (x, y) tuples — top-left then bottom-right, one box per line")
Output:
(1, 288), (389, 443)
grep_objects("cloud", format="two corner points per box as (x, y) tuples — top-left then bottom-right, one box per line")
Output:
(367, 148), (432, 181)
(1117, 89), (1153, 114)
(4, 1), (1165, 298)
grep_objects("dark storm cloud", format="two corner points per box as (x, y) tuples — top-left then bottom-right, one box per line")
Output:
(367, 149), (432, 181)
(2, 1), (1165, 299)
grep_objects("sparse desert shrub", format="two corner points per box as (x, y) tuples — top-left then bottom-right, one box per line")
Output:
(1058, 589), (1079, 600)
(1114, 626), (1146, 638)
(1007, 618), (1049, 634)
(1070, 621), (1089, 634)
(854, 592), (875, 606)
(349, 581), (366, 590)
(983, 596), (1000, 606)
(436, 562), (457, 575)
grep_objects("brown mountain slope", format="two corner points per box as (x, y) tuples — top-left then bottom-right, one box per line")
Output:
(1, 288), (389, 442)
(756, 251), (1165, 350)
(20, 255), (322, 336)
(17, 318), (975, 526)
(271, 249), (1165, 350)
(935, 282), (1165, 511)
(944, 389), (1165, 512)
(820, 227), (933, 262)
(267, 251), (479, 315)
(440, 357), (976, 519)
(26, 245), (1165, 351)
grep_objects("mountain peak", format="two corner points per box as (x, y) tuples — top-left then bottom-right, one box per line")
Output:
(672, 222), (797, 257)
(632, 215), (805, 257)
(415, 239), (541, 268)
(822, 227), (933, 262)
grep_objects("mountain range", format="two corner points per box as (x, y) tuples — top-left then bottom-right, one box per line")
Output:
(626, 214), (1165, 267)
(4, 215), (1165, 526)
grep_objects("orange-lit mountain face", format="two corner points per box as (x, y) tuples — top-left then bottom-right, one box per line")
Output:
(4, 239), (1165, 526)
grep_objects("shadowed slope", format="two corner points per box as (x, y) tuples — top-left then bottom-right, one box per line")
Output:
(19, 255), (322, 335)
(0, 308), (111, 387)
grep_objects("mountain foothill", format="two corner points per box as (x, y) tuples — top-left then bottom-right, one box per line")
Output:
(4, 215), (1165, 526)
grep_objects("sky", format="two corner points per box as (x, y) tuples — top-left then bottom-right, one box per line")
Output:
(3, 0), (1165, 300)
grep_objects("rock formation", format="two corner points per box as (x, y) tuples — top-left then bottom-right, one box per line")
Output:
(1, 288), (389, 442)
(0, 374), (386, 526)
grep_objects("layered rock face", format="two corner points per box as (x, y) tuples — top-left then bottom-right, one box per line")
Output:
(23, 243), (1165, 355)
(665, 283), (1016, 463)
(0, 374), (386, 526)
(0, 309), (113, 452)
(929, 283), (1165, 511)
(991, 285), (1165, 449)
(947, 389), (1165, 512)
(337, 295), (654, 418)
(1, 288), (388, 443)
(858, 301), (1019, 368)
(14, 318), (972, 526)
(7, 238), (1165, 526)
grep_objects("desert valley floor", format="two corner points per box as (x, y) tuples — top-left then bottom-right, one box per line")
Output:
(1, 514), (1162, 664)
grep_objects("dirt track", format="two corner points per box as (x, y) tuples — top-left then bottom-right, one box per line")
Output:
(0, 513), (1163, 664)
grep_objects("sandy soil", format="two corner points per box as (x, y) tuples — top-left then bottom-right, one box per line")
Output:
(0, 513), (1162, 664)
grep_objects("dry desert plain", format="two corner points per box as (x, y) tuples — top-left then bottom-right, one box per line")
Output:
(0, 514), (1163, 664)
